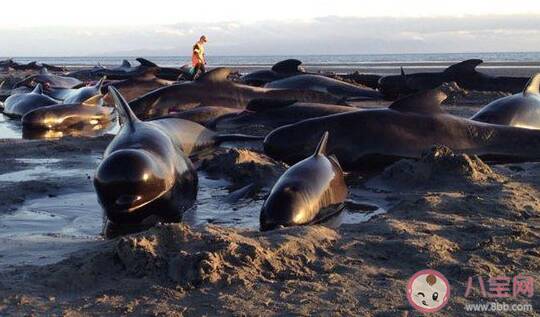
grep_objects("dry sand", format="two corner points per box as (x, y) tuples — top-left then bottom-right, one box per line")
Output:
(0, 70), (539, 316)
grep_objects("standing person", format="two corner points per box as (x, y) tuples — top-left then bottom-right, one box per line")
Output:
(192, 35), (208, 80)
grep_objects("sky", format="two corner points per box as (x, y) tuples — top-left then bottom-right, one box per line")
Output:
(2, 0), (540, 56)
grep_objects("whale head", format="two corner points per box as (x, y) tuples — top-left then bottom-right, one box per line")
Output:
(94, 148), (173, 225)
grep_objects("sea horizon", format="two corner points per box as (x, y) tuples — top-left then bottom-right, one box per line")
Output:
(3, 51), (540, 68)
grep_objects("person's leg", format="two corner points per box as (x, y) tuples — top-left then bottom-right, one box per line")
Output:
(192, 63), (203, 80)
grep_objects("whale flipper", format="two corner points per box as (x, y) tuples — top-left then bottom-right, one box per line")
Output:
(271, 59), (303, 74)
(109, 86), (139, 131)
(444, 59), (483, 75)
(523, 73), (540, 96)
(82, 94), (104, 107)
(389, 88), (447, 114)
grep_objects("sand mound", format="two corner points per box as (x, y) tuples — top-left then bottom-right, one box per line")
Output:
(441, 81), (511, 106)
(120, 224), (338, 286)
(378, 145), (502, 188)
(201, 148), (287, 189)
(30, 224), (338, 291)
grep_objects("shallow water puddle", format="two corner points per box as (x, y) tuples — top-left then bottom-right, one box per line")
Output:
(0, 114), (22, 139)
(0, 158), (88, 182)
(0, 173), (389, 269)
(0, 192), (104, 269)
(185, 175), (390, 229)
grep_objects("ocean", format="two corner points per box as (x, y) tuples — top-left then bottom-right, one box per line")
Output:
(4, 52), (540, 69)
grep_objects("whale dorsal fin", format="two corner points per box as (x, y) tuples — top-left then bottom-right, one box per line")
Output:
(82, 94), (104, 107)
(108, 86), (139, 131)
(523, 73), (540, 95)
(444, 59), (483, 75)
(95, 76), (107, 91)
(246, 99), (297, 112)
(400, 67), (406, 77)
(197, 67), (231, 83)
(32, 83), (43, 94)
(136, 57), (158, 67)
(313, 131), (329, 157)
(389, 88), (447, 114)
(121, 60), (131, 68)
(271, 59), (303, 74)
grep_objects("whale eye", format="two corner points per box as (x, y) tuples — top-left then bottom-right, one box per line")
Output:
(432, 292), (438, 301)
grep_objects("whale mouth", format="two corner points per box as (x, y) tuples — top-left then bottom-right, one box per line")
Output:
(115, 195), (143, 209)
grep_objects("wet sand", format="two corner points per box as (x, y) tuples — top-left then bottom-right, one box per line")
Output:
(0, 67), (539, 316)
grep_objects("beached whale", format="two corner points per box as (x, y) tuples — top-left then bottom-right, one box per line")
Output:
(163, 106), (243, 127)
(22, 120), (116, 140)
(212, 99), (357, 130)
(2, 84), (59, 118)
(67, 64), (106, 80)
(128, 67), (343, 119)
(94, 87), (198, 238)
(265, 74), (383, 100)
(260, 132), (347, 231)
(92, 60), (141, 80)
(135, 58), (190, 81)
(471, 74), (540, 129)
(0, 59), (18, 71)
(101, 74), (173, 105)
(15, 68), (83, 89)
(264, 88), (540, 170)
(45, 77), (106, 103)
(241, 59), (306, 86)
(21, 94), (116, 132)
(378, 59), (533, 99)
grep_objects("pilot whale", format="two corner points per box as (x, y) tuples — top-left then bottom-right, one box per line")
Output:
(260, 132), (347, 231)
(128, 67), (343, 119)
(94, 87), (198, 238)
(471, 73), (540, 129)
(264, 88), (540, 170)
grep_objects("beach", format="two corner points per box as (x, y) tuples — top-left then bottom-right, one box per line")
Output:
(0, 59), (539, 316)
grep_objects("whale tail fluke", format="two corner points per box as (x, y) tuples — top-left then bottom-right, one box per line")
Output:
(523, 73), (540, 95)
(314, 131), (329, 157)
(82, 94), (104, 107)
(108, 86), (139, 131)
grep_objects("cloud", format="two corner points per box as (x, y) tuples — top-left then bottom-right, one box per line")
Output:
(1, 14), (540, 56)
